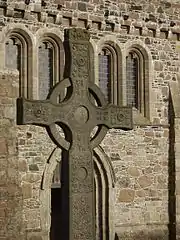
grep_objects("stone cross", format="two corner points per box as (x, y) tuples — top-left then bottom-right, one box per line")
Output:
(17, 28), (133, 240)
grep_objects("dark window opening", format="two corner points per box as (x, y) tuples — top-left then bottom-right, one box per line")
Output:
(5, 38), (21, 70)
(50, 188), (62, 240)
(5, 37), (24, 97)
(38, 41), (54, 100)
(99, 49), (111, 103)
(126, 52), (139, 108)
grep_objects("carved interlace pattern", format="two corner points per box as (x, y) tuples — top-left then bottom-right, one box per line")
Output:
(65, 28), (90, 41)
(71, 43), (89, 79)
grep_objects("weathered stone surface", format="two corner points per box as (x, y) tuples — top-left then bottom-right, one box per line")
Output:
(29, 237), (43, 240)
(0, 138), (7, 155)
(22, 173), (41, 183)
(138, 175), (152, 188)
(22, 183), (32, 199)
(18, 160), (28, 172)
(136, 190), (145, 198)
(29, 164), (39, 171)
(118, 189), (135, 203)
(128, 166), (140, 177)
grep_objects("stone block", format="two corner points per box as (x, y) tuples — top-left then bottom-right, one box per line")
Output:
(138, 175), (152, 188)
(136, 190), (145, 197)
(118, 189), (135, 202)
(18, 160), (28, 172)
(0, 138), (7, 155)
(22, 183), (32, 199)
(0, 208), (5, 217)
(29, 164), (39, 171)
(22, 173), (41, 183)
(28, 236), (43, 240)
(78, 2), (87, 11)
(128, 166), (140, 177)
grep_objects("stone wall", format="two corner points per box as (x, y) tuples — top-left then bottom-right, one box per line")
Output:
(0, 0), (180, 240)
(101, 127), (169, 239)
(0, 70), (24, 240)
(2, 0), (180, 41)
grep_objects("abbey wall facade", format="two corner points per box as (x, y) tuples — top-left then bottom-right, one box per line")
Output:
(0, 0), (180, 239)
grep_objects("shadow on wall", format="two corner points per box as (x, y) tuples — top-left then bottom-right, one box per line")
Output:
(114, 233), (118, 240)
(168, 93), (176, 240)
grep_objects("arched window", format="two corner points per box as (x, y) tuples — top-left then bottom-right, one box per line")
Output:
(5, 33), (29, 97)
(38, 38), (64, 100)
(98, 48), (111, 102)
(126, 52), (139, 108)
(5, 37), (21, 70)
(126, 49), (145, 115)
(38, 41), (54, 100)
(98, 45), (118, 104)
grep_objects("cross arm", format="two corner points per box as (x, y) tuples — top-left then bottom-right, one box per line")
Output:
(95, 105), (133, 130)
(17, 98), (66, 126)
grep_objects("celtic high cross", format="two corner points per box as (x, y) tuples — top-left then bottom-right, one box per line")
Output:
(17, 28), (133, 240)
